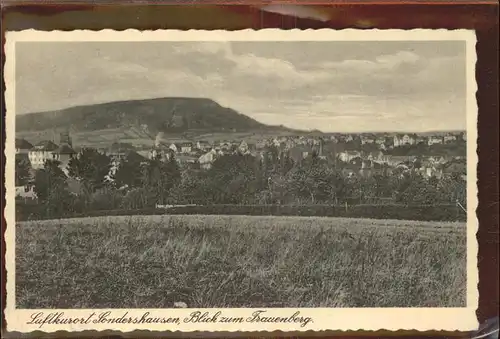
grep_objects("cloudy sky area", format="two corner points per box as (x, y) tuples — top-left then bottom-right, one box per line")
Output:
(16, 41), (466, 132)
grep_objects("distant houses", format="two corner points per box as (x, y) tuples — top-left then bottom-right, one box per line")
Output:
(443, 134), (457, 143)
(14, 127), (468, 204)
(428, 136), (444, 146)
(393, 134), (416, 147)
(361, 135), (376, 145)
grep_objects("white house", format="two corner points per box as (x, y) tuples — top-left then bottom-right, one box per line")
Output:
(169, 143), (179, 153)
(28, 140), (59, 169)
(338, 151), (361, 163)
(15, 185), (37, 200)
(393, 134), (415, 147)
(238, 140), (249, 154)
(361, 136), (375, 145)
(428, 136), (444, 146)
(199, 149), (218, 170)
(444, 134), (457, 143)
(180, 142), (193, 154)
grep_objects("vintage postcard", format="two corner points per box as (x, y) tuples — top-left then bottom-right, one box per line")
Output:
(4, 28), (478, 333)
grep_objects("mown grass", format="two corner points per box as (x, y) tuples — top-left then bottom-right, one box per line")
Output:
(15, 215), (466, 308)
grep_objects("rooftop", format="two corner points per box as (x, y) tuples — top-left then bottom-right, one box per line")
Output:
(16, 138), (33, 150)
(32, 140), (58, 152)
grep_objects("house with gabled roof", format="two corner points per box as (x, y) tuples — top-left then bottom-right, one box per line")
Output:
(199, 149), (219, 170)
(338, 151), (361, 163)
(169, 143), (179, 153)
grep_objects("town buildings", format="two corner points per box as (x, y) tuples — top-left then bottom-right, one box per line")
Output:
(393, 134), (416, 147)
(15, 129), (467, 202)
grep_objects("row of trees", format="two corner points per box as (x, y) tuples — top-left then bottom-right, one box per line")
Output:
(15, 146), (466, 218)
(338, 139), (466, 157)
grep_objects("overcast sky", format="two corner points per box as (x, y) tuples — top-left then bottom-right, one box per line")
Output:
(16, 41), (466, 132)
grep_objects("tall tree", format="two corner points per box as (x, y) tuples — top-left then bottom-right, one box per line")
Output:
(141, 155), (181, 205)
(206, 154), (264, 204)
(112, 152), (144, 189)
(33, 160), (71, 217)
(67, 148), (112, 192)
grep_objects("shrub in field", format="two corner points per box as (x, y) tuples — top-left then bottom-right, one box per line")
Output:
(120, 188), (156, 210)
(89, 190), (124, 211)
(15, 215), (466, 308)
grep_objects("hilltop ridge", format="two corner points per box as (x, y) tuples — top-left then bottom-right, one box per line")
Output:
(16, 97), (285, 134)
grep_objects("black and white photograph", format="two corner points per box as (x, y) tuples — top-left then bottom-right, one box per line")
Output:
(4, 29), (478, 332)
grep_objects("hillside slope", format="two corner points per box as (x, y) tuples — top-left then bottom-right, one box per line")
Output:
(16, 97), (276, 135)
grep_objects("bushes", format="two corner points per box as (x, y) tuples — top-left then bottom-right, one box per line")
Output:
(162, 204), (465, 221)
(120, 188), (155, 210)
(89, 190), (124, 211)
(15, 199), (44, 221)
(15, 203), (465, 222)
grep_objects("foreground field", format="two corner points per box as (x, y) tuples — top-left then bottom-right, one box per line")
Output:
(16, 215), (466, 308)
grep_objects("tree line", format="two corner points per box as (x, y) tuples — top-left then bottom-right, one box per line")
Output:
(15, 146), (466, 219)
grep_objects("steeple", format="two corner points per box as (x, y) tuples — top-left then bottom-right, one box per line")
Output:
(59, 129), (72, 147)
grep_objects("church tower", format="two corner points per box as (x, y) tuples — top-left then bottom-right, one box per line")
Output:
(59, 130), (72, 147)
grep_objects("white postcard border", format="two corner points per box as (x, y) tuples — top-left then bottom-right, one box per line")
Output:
(4, 28), (479, 333)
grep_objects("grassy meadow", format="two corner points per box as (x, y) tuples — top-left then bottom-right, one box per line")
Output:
(15, 215), (466, 308)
